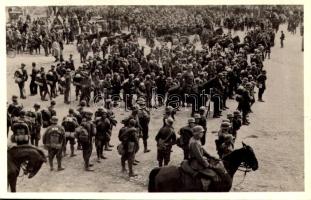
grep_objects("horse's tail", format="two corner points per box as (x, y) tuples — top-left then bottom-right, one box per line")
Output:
(148, 167), (161, 192)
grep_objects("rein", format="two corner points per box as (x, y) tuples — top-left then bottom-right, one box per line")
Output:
(18, 161), (29, 178)
(235, 162), (252, 186)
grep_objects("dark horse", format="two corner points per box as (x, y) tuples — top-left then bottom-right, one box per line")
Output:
(166, 76), (223, 116)
(148, 142), (258, 192)
(8, 145), (47, 192)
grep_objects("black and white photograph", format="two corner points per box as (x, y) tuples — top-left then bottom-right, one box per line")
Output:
(3, 2), (309, 197)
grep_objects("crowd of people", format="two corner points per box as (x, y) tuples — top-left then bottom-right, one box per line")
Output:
(7, 5), (301, 186)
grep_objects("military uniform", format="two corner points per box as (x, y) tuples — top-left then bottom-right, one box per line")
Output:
(178, 123), (194, 160)
(32, 104), (42, 146)
(64, 69), (72, 104)
(155, 122), (176, 167)
(62, 114), (78, 157)
(43, 117), (65, 171)
(14, 64), (28, 99)
(77, 112), (96, 171)
(11, 112), (31, 145)
(95, 115), (110, 161)
(119, 121), (140, 177)
(30, 63), (38, 95)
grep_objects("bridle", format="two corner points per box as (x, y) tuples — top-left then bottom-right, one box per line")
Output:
(18, 161), (29, 178)
(235, 162), (252, 186)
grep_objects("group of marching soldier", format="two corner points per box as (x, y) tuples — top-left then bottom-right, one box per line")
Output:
(9, 6), (299, 179)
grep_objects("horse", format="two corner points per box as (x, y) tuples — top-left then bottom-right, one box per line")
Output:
(148, 142), (258, 192)
(7, 144), (47, 192)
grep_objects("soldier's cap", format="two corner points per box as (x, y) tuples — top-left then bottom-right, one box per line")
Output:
(233, 110), (241, 116)
(227, 113), (233, 118)
(80, 100), (86, 106)
(193, 114), (201, 119)
(84, 109), (93, 116)
(146, 75), (151, 79)
(129, 74), (135, 78)
(75, 73), (81, 78)
(165, 117), (174, 125)
(66, 69), (71, 72)
(188, 118), (195, 123)
(19, 110), (26, 116)
(50, 116), (58, 123)
(199, 106), (206, 111)
(34, 103), (40, 108)
(132, 105), (139, 111)
(128, 119), (136, 126)
(51, 100), (56, 105)
(21, 63), (26, 67)
(12, 95), (18, 99)
(167, 77), (172, 80)
(165, 106), (173, 113)
(193, 125), (204, 135)
(106, 98), (112, 102)
(223, 134), (234, 142)
(32, 62), (36, 66)
(51, 65), (55, 68)
(70, 54), (73, 56)
(221, 121), (231, 128)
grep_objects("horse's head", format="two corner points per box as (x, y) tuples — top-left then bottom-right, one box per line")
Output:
(241, 142), (258, 171)
(25, 147), (47, 179)
(9, 145), (47, 179)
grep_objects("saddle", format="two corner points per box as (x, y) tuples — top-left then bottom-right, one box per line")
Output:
(180, 160), (230, 192)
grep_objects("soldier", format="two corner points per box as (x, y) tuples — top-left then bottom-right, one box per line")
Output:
(62, 109), (79, 157)
(232, 111), (242, 139)
(195, 107), (207, 145)
(137, 101), (151, 153)
(80, 75), (92, 107)
(280, 31), (285, 48)
(64, 69), (72, 104)
(14, 63), (28, 99)
(162, 106), (175, 126)
(155, 117), (176, 167)
(188, 125), (220, 189)
(43, 116), (65, 171)
(7, 95), (23, 120)
(181, 64), (194, 106)
(95, 108), (110, 162)
(216, 121), (232, 158)
(155, 71), (166, 107)
(47, 65), (59, 99)
(118, 119), (140, 177)
(68, 54), (75, 70)
(10, 110), (31, 145)
(122, 74), (135, 110)
(178, 118), (196, 160)
(29, 62), (38, 96)
(76, 110), (96, 171)
(32, 103), (42, 146)
(73, 69), (83, 101)
(48, 100), (57, 117)
(36, 67), (49, 101)
(111, 72), (122, 106)
(144, 75), (154, 108)
(257, 70), (267, 102)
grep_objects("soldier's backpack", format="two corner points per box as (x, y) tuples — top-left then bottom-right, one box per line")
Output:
(76, 126), (89, 143)
(11, 121), (29, 143)
(41, 109), (51, 128)
(35, 73), (43, 86)
(47, 126), (63, 149)
(62, 117), (77, 132)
